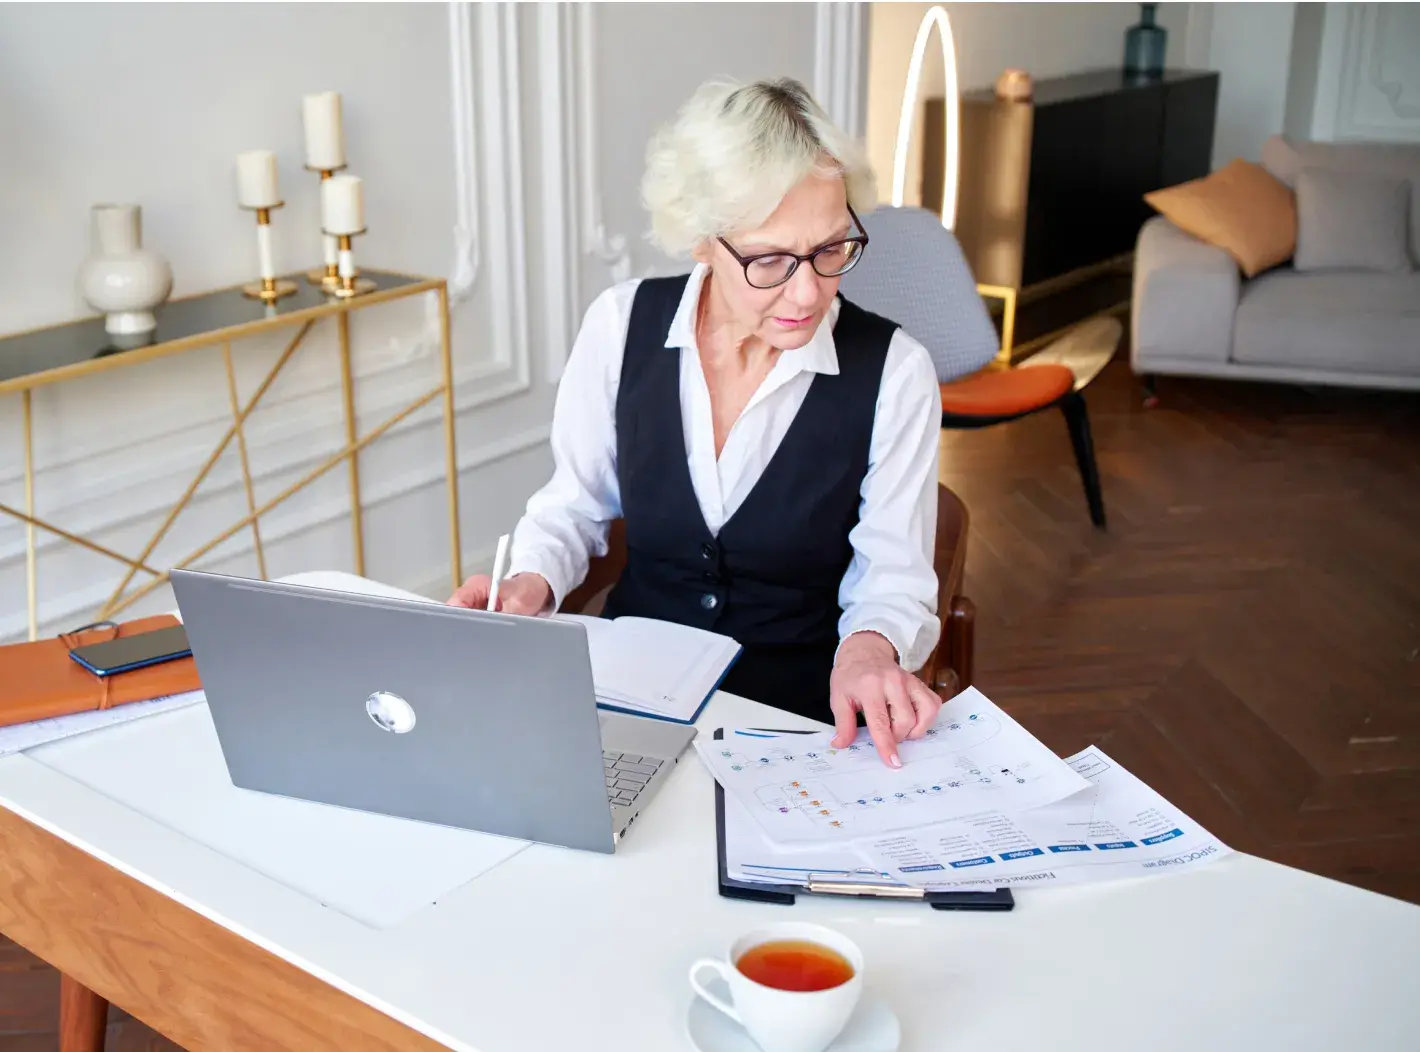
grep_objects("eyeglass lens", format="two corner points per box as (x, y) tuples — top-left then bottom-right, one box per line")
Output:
(744, 240), (864, 288)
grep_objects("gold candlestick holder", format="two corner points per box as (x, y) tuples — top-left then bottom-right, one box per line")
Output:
(305, 163), (347, 290)
(324, 227), (377, 299)
(240, 202), (298, 302)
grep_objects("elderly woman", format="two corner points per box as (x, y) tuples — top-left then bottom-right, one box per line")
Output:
(449, 77), (942, 767)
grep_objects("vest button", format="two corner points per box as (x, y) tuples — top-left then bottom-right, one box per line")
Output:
(700, 593), (719, 610)
(700, 543), (715, 560)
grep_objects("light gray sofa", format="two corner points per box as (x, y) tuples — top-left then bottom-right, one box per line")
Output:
(1131, 135), (1420, 393)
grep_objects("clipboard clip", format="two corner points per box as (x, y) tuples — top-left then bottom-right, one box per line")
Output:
(807, 881), (925, 898)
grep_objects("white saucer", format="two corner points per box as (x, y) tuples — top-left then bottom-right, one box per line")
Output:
(685, 981), (900, 1052)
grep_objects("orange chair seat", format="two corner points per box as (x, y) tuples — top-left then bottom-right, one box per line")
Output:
(939, 364), (1075, 417)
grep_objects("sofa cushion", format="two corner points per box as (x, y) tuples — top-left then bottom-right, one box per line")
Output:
(1262, 136), (1420, 267)
(1232, 270), (1420, 376)
(1144, 159), (1297, 278)
(1295, 168), (1413, 273)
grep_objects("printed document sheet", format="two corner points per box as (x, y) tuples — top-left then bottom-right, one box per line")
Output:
(0, 691), (204, 759)
(854, 746), (1233, 889)
(723, 781), (900, 889)
(695, 687), (1091, 844)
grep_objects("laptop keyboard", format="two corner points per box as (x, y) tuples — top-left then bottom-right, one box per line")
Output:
(604, 751), (663, 808)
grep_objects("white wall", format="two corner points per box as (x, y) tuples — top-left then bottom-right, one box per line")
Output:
(865, 2), (1196, 205)
(0, 1), (821, 643)
(1205, 3), (1298, 166)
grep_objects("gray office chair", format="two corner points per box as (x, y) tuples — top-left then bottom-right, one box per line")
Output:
(840, 205), (1108, 529)
(839, 205), (1000, 382)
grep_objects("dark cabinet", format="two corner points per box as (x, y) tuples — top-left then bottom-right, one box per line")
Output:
(926, 68), (1218, 292)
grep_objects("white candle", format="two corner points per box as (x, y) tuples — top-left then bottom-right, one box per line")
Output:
(236, 149), (279, 208)
(322, 173), (364, 235)
(256, 222), (275, 280)
(303, 91), (345, 170)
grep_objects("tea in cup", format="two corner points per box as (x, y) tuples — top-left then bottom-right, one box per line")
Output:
(688, 922), (862, 1052)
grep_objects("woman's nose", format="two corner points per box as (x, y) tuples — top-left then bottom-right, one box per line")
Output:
(783, 260), (825, 306)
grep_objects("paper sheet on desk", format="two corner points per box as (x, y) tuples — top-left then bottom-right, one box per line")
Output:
(723, 772), (899, 889)
(696, 687), (1091, 844)
(852, 746), (1234, 889)
(0, 691), (204, 759)
(26, 701), (530, 930)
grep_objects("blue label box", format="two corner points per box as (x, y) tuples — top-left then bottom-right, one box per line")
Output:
(948, 856), (995, 869)
(1142, 828), (1184, 846)
(1000, 848), (1045, 860)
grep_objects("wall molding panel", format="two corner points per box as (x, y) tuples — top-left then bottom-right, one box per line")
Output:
(573, 4), (633, 288)
(814, 2), (868, 139)
(1312, 2), (1420, 142)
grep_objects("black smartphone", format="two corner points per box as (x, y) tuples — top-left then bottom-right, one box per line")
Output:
(68, 624), (191, 677)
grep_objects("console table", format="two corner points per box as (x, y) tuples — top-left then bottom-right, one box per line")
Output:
(0, 271), (463, 642)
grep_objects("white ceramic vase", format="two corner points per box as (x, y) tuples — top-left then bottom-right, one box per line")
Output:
(76, 204), (173, 335)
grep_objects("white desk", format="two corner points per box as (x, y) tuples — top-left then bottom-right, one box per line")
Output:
(1, 572), (1417, 1052)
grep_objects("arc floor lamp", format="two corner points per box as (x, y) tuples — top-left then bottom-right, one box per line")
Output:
(891, 4), (959, 229)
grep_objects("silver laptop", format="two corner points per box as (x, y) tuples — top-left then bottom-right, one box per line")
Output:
(168, 568), (696, 854)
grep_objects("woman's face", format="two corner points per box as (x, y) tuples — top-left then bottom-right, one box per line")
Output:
(695, 172), (857, 352)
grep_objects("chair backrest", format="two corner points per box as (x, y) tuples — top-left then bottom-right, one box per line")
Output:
(838, 205), (1000, 383)
(559, 484), (970, 691)
(559, 520), (627, 617)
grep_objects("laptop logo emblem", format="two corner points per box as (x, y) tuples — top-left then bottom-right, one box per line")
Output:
(366, 691), (417, 734)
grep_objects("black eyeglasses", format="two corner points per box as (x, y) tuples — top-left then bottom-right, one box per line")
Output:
(717, 206), (869, 290)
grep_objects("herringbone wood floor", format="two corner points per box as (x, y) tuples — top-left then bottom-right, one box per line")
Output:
(3, 360), (1418, 1049)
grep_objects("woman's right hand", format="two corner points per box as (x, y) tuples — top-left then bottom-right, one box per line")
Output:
(446, 572), (552, 615)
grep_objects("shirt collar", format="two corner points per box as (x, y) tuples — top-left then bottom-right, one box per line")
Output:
(663, 262), (841, 377)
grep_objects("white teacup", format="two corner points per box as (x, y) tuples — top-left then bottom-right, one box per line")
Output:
(688, 922), (863, 1052)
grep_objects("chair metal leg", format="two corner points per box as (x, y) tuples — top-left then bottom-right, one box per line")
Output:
(59, 973), (108, 1052)
(1060, 392), (1107, 529)
(947, 595), (975, 691)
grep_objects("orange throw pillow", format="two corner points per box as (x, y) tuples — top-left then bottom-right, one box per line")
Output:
(1145, 159), (1298, 277)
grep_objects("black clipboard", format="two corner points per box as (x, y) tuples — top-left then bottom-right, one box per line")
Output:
(712, 729), (1014, 912)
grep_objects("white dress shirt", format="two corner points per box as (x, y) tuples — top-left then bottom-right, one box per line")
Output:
(507, 263), (943, 672)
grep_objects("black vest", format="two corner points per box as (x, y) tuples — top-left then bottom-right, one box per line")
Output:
(602, 275), (895, 718)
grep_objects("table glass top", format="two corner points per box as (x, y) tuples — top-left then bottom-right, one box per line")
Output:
(0, 269), (424, 388)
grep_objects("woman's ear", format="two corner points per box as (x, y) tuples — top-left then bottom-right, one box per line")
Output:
(690, 239), (714, 267)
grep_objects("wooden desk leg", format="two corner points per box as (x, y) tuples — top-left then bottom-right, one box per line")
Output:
(59, 972), (108, 1052)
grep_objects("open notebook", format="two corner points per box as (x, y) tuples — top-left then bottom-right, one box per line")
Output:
(553, 613), (741, 724)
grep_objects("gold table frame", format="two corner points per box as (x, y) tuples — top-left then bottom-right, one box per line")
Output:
(1, 271), (462, 642)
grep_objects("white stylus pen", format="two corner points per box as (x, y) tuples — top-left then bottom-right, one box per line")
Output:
(486, 533), (511, 611)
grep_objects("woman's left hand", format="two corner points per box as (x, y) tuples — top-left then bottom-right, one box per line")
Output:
(829, 632), (942, 768)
